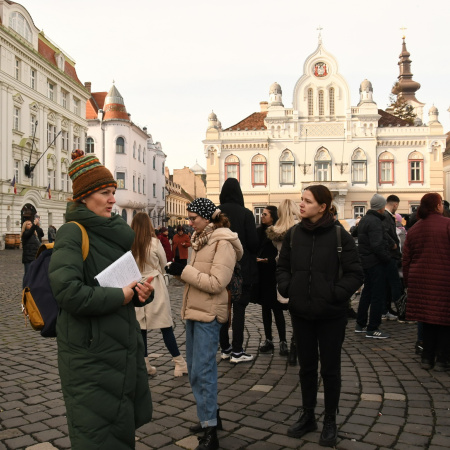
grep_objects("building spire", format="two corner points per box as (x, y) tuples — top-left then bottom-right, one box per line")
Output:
(317, 25), (323, 44)
(391, 37), (421, 103)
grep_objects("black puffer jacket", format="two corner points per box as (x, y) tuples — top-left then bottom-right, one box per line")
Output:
(277, 220), (363, 320)
(357, 209), (391, 269)
(219, 178), (258, 286)
(383, 210), (400, 259)
(21, 224), (44, 263)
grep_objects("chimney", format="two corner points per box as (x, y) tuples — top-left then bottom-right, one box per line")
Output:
(260, 101), (268, 112)
(84, 81), (92, 93)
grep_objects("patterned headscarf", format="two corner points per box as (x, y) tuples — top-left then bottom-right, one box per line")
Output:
(187, 198), (220, 221)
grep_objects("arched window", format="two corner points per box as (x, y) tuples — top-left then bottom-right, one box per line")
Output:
(280, 149), (295, 184)
(225, 155), (240, 181)
(378, 151), (394, 184)
(408, 151), (424, 184)
(308, 88), (314, 116)
(315, 148), (331, 181)
(251, 154), (267, 186)
(122, 209), (127, 222)
(9, 12), (32, 43)
(143, 150), (145, 163)
(133, 143), (136, 158)
(116, 137), (125, 154)
(318, 90), (324, 116)
(153, 156), (156, 169)
(351, 148), (367, 184)
(329, 87), (335, 116)
(85, 137), (94, 154)
(138, 146), (141, 161)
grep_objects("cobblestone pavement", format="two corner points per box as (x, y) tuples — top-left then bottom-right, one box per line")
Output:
(1, 249), (449, 450)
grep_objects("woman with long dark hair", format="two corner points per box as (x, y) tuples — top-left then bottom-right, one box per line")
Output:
(131, 212), (187, 377)
(255, 205), (289, 356)
(402, 193), (450, 371)
(277, 185), (363, 447)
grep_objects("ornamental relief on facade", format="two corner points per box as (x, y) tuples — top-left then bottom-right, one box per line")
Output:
(298, 123), (344, 137)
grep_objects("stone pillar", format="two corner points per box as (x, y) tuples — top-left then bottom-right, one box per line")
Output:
(55, 114), (62, 190)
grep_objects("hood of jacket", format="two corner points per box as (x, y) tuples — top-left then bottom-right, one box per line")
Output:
(208, 226), (244, 261)
(265, 225), (286, 242)
(219, 178), (245, 207)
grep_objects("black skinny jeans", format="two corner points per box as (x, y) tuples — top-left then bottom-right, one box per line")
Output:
(422, 322), (450, 363)
(262, 304), (286, 342)
(292, 315), (347, 414)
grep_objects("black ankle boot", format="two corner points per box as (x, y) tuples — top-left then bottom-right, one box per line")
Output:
(287, 409), (317, 438)
(190, 409), (222, 433)
(288, 340), (297, 366)
(195, 426), (219, 450)
(319, 414), (337, 447)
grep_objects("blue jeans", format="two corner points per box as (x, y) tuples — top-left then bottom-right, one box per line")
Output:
(357, 263), (387, 331)
(185, 319), (221, 427)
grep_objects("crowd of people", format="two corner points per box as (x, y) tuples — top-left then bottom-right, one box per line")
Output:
(18, 150), (447, 450)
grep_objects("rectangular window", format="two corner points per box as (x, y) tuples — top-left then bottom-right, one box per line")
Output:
(13, 107), (20, 131)
(329, 88), (335, 115)
(61, 131), (68, 150)
(73, 135), (80, 150)
(138, 178), (141, 193)
(73, 98), (79, 115)
(162, 187), (164, 199)
(15, 58), (20, 80)
(225, 164), (238, 180)
(14, 160), (20, 184)
(280, 163), (294, 184)
(30, 69), (36, 89)
(48, 81), (54, 101)
(253, 164), (265, 184)
(318, 90), (324, 116)
(352, 162), (367, 183)
(47, 170), (55, 189)
(61, 91), (67, 108)
(30, 114), (36, 136)
(308, 89), (313, 115)
(143, 179), (145, 195)
(153, 183), (156, 197)
(47, 123), (56, 144)
(379, 161), (394, 184)
(409, 161), (423, 183)
(254, 207), (265, 226)
(133, 176), (136, 192)
(354, 206), (365, 218)
(117, 172), (125, 189)
(162, 163), (164, 175)
(316, 162), (329, 181)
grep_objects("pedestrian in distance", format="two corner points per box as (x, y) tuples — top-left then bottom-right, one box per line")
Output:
(47, 225), (57, 243)
(21, 216), (44, 288)
(165, 198), (243, 450)
(218, 177), (259, 364)
(402, 193), (450, 372)
(172, 224), (191, 268)
(277, 185), (363, 447)
(158, 226), (174, 262)
(265, 199), (301, 365)
(48, 150), (154, 449)
(131, 212), (188, 377)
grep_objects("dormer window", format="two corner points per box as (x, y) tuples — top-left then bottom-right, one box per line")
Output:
(9, 12), (32, 43)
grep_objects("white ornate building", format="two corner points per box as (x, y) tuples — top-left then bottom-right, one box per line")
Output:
(0, 0), (90, 247)
(204, 36), (446, 222)
(86, 83), (166, 226)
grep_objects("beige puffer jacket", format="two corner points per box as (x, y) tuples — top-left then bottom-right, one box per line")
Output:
(180, 227), (243, 323)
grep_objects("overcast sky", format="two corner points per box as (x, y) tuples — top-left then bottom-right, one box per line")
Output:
(21, 0), (450, 171)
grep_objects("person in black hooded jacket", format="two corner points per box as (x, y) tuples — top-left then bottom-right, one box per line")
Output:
(21, 217), (44, 287)
(277, 185), (363, 447)
(218, 177), (259, 363)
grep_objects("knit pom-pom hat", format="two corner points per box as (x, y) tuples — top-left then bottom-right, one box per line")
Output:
(69, 150), (117, 201)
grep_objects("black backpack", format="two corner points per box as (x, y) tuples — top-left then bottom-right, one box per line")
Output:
(21, 222), (89, 337)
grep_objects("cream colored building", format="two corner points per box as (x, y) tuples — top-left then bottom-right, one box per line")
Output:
(0, 0), (90, 247)
(204, 36), (446, 222)
(173, 164), (206, 200)
(165, 168), (191, 226)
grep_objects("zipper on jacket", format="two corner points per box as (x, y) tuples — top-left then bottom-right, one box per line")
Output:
(308, 235), (315, 301)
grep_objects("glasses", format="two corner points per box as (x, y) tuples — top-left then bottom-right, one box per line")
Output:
(261, 213), (269, 217)
(188, 216), (198, 222)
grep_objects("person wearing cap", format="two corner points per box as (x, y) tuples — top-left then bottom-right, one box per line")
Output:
(165, 198), (243, 450)
(49, 150), (154, 449)
(355, 193), (392, 339)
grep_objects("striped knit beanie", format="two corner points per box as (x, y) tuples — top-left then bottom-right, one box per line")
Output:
(69, 150), (117, 201)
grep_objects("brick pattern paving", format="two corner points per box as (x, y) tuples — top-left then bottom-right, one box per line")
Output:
(0, 249), (449, 449)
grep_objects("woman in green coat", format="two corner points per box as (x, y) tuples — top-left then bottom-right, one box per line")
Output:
(49, 151), (154, 450)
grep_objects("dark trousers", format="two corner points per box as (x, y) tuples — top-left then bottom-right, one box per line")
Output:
(292, 315), (347, 414)
(422, 323), (450, 363)
(219, 285), (251, 353)
(175, 257), (187, 268)
(141, 327), (180, 358)
(262, 304), (286, 342)
(23, 262), (31, 289)
(357, 263), (387, 331)
(383, 259), (403, 315)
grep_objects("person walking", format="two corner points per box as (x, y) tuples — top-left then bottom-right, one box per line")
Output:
(48, 151), (154, 449)
(165, 198), (243, 450)
(266, 199), (301, 365)
(355, 194), (392, 339)
(172, 225), (191, 268)
(277, 185), (363, 447)
(131, 213), (188, 377)
(256, 205), (289, 357)
(218, 177), (258, 363)
(402, 193), (450, 371)
(21, 216), (44, 287)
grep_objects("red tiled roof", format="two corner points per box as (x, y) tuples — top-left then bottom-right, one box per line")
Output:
(86, 92), (107, 119)
(377, 109), (410, 127)
(224, 112), (267, 131)
(37, 38), (82, 86)
(103, 103), (129, 121)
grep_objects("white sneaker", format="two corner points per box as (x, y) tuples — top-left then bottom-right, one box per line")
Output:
(382, 312), (398, 321)
(230, 351), (253, 363)
(221, 346), (232, 360)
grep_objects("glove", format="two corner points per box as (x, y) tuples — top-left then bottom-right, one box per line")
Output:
(165, 262), (184, 276)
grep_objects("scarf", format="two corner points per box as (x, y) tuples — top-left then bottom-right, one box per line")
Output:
(191, 223), (215, 251)
(301, 212), (334, 231)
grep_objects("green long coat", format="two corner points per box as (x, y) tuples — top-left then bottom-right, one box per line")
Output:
(49, 203), (152, 450)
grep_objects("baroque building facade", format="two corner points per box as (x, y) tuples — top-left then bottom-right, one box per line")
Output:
(164, 167), (191, 227)
(204, 37), (446, 222)
(0, 0), (90, 247)
(86, 83), (166, 226)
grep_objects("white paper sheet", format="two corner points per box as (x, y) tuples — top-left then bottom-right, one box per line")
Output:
(94, 251), (142, 288)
